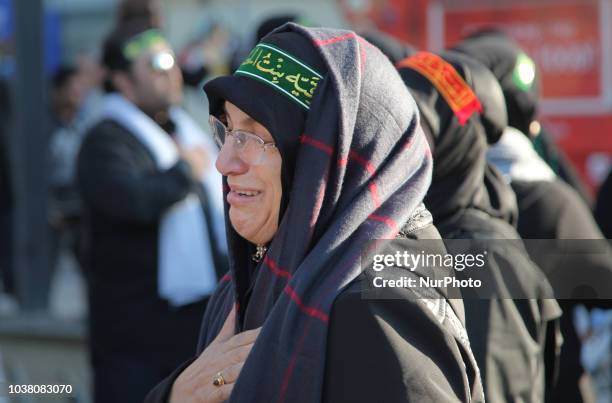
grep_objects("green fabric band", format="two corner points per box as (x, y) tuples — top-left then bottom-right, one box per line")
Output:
(235, 43), (323, 110)
(122, 29), (167, 61)
(512, 52), (536, 92)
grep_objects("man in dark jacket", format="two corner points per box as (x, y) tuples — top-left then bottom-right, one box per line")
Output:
(77, 22), (227, 403)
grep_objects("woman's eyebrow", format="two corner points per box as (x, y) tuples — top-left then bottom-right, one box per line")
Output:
(233, 115), (256, 128)
(222, 104), (256, 127)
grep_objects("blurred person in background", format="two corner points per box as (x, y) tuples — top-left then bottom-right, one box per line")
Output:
(48, 65), (87, 272)
(117, 0), (162, 28)
(575, 306), (612, 403)
(0, 79), (13, 298)
(74, 50), (106, 128)
(454, 29), (593, 206)
(77, 21), (226, 403)
(117, 0), (219, 94)
(147, 23), (484, 403)
(453, 30), (612, 403)
(396, 49), (561, 403)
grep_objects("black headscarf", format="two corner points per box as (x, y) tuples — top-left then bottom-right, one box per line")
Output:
(396, 50), (516, 224)
(452, 30), (541, 137)
(205, 31), (327, 215)
(199, 23), (433, 403)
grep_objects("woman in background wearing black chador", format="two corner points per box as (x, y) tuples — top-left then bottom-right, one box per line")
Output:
(454, 31), (612, 403)
(396, 50), (561, 403)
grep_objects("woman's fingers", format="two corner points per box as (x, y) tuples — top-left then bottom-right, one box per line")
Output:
(206, 383), (234, 403)
(213, 307), (236, 343)
(218, 362), (244, 385)
(222, 327), (261, 353)
(227, 344), (256, 366)
(169, 311), (260, 403)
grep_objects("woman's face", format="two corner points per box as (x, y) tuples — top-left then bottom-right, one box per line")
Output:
(215, 101), (283, 245)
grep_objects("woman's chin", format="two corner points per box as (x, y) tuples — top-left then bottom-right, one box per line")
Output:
(229, 207), (278, 245)
(230, 213), (258, 242)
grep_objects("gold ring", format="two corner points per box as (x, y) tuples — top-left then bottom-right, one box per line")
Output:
(212, 372), (226, 387)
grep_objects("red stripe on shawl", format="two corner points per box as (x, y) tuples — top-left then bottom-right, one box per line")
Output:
(301, 135), (377, 177)
(368, 214), (399, 234)
(338, 153), (375, 174)
(404, 132), (417, 151)
(356, 36), (367, 73)
(278, 233), (394, 402)
(278, 323), (312, 403)
(313, 32), (367, 72)
(312, 32), (355, 46)
(263, 255), (293, 279)
(220, 272), (231, 282)
(368, 182), (380, 208)
(284, 285), (329, 323)
(300, 134), (333, 155)
(310, 178), (327, 229)
(348, 150), (375, 174)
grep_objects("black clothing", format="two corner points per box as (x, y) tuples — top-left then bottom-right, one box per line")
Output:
(532, 128), (593, 207)
(145, 221), (483, 403)
(451, 30), (540, 137)
(512, 178), (612, 302)
(397, 51), (508, 224)
(512, 178), (612, 403)
(78, 118), (220, 403)
(595, 168), (612, 239)
(438, 209), (561, 403)
(514, 179), (604, 241)
(397, 51), (561, 403)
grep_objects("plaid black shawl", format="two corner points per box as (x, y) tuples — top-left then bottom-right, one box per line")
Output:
(198, 24), (433, 403)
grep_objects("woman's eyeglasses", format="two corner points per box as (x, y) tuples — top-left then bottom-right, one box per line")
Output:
(209, 115), (276, 165)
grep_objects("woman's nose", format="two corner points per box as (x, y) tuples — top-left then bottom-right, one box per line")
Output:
(215, 142), (249, 176)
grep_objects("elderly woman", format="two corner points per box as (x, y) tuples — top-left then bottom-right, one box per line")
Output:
(146, 24), (482, 403)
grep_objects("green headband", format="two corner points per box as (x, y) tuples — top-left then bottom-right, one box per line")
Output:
(235, 43), (323, 110)
(512, 53), (536, 92)
(122, 29), (168, 61)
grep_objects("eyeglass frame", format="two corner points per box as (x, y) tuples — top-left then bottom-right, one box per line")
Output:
(209, 114), (277, 164)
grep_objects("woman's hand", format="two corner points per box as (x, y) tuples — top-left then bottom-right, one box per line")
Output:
(169, 308), (260, 403)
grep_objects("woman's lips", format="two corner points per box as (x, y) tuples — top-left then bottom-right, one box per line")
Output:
(227, 189), (263, 206)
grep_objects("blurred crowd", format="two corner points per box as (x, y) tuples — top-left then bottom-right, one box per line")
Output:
(0, 0), (611, 403)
